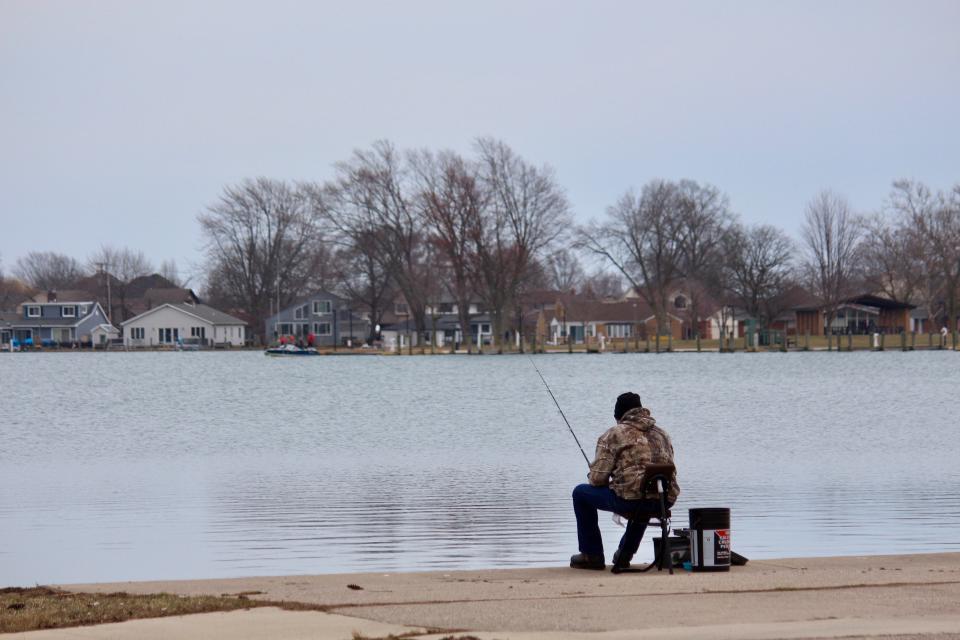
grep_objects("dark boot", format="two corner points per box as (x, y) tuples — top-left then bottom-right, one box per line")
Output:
(570, 553), (605, 570)
(612, 549), (632, 571)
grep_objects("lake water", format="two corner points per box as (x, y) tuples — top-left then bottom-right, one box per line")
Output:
(1, 350), (958, 585)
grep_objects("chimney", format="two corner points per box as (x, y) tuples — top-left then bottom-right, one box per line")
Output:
(47, 290), (57, 302)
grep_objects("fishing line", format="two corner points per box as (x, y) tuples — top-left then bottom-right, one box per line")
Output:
(528, 356), (590, 466)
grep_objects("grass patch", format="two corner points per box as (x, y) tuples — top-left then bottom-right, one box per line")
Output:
(0, 586), (325, 634)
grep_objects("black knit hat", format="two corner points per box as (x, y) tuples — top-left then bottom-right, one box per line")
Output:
(614, 392), (643, 421)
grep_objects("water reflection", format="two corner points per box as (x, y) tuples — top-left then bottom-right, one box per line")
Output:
(0, 351), (958, 584)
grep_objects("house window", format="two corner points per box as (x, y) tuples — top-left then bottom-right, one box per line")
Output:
(61, 305), (76, 318)
(294, 306), (306, 320)
(395, 302), (408, 314)
(313, 300), (332, 315)
(131, 327), (145, 340)
(438, 303), (454, 314)
(674, 295), (687, 310)
(191, 326), (206, 339)
(607, 324), (632, 338)
(27, 305), (41, 318)
(314, 322), (332, 336)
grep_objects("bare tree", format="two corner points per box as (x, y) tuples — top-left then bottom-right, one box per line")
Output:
(723, 224), (795, 329)
(331, 237), (393, 343)
(159, 259), (186, 287)
(581, 269), (624, 299)
(198, 177), (327, 343)
(410, 149), (484, 352)
(326, 141), (432, 340)
(88, 246), (153, 283)
(800, 190), (864, 335)
(0, 254), (34, 311)
(545, 249), (584, 292)
(675, 180), (736, 337)
(859, 213), (920, 303)
(581, 180), (685, 337)
(883, 180), (942, 331)
(13, 251), (84, 291)
(891, 179), (960, 333)
(87, 245), (155, 321)
(474, 138), (571, 352)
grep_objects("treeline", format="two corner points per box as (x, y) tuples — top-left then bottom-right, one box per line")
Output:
(0, 246), (185, 315)
(583, 180), (960, 337)
(198, 138), (960, 345)
(199, 138), (581, 348)
(3, 138), (958, 346)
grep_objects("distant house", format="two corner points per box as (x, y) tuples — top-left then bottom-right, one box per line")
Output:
(791, 293), (915, 336)
(2, 294), (113, 347)
(380, 296), (495, 349)
(624, 283), (734, 340)
(264, 291), (369, 347)
(121, 303), (246, 347)
(547, 296), (686, 344)
(56, 273), (198, 324)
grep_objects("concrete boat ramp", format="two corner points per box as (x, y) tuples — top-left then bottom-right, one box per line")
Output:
(11, 552), (960, 639)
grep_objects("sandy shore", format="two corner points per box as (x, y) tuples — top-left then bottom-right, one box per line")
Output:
(8, 552), (960, 639)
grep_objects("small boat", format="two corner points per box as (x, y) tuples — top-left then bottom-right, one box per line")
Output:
(265, 344), (320, 356)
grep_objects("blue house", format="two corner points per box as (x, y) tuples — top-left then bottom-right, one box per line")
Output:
(2, 296), (115, 348)
(264, 291), (370, 347)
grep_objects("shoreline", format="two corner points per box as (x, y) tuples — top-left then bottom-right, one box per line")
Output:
(3, 344), (958, 355)
(9, 552), (960, 639)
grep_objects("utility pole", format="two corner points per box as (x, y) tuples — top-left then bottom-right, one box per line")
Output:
(95, 262), (112, 324)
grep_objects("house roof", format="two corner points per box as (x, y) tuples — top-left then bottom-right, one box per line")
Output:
(792, 291), (916, 312)
(28, 290), (95, 304)
(125, 274), (179, 298)
(845, 294), (916, 311)
(91, 323), (119, 334)
(122, 303), (246, 326)
(3, 302), (106, 328)
(143, 288), (198, 305)
(69, 273), (123, 293)
(557, 296), (657, 323)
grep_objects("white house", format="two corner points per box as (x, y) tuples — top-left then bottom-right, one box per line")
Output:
(121, 303), (246, 348)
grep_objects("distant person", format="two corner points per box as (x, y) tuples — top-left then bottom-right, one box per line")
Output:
(307, 332), (316, 347)
(570, 392), (680, 570)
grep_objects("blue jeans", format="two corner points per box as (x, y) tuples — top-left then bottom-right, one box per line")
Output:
(572, 483), (661, 558)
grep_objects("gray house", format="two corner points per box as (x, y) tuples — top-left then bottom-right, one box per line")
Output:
(265, 291), (370, 347)
(1, 298), (114, 348)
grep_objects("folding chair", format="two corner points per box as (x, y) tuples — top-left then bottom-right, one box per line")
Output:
(611, 462), (676, 575)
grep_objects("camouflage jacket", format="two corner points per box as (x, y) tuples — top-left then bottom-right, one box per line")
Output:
(588, 407), (680, 503)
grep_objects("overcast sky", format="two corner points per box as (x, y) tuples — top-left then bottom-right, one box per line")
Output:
(2, 1), (958, 285)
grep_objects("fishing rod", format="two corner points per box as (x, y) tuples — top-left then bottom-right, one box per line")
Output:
(528, 356), (591, 466)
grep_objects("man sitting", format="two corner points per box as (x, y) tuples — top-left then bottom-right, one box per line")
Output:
(570, 392), (680, 570)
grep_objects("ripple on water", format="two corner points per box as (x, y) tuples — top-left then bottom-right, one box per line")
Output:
(0, 350), (958, 583)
